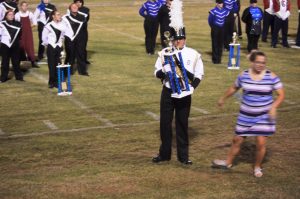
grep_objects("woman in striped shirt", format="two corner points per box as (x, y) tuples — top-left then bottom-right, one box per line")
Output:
(212, 50), (285, 177)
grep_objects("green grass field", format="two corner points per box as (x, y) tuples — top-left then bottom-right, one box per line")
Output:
(0, 0), (299, 198)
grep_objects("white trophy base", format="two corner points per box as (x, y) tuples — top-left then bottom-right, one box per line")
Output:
(171, 87), (194, 99)
(57, 91), (73, 96)
(228, 66), (240, 70)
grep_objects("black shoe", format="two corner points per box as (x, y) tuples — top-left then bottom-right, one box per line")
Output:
(79, 72), (89, 76)
(16, 78), (24, 82)
(48, 84), (54, 88)
(86, 61), (91, 64)
(261, 39), (267, 42)
(179, 160), (193, 165)
(283, 44), (290, 48)
(32, 62), (40, 68)
(271, 45), (277, 48)
(152, 155), (170, 163)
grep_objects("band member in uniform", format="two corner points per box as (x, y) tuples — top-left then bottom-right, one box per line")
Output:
(152, 0), (204, 165)
(0, 0), (18, 21)
(157, 0), (171, 49)
(262, 0), (275, 42)
(42, 10), (65, 88)
(139, 0), (161, 55)
(34, 0), (56, 61)
(223, 0), (238, 51)
(208, 0), (229, 64)
(0, 10), (23, 82)
(73, 0), (90, 64)
(271, 0), (291, 48)
(294, 0), (300, 48)
(242, 0), (263, 52)
(15, 1), (38, 68)
(63, 3), (88, 76)
(235, 0), (242, 38)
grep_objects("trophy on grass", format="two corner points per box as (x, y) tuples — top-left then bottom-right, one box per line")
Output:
(228, 32), (241, 70)
(56, 51), (72, 96)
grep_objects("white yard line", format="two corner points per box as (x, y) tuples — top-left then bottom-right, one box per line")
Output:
(191, 106), (210, 114)
(145, 111), (160, 121)
(42, 120), (59, 130)
(29, 70), (114, 126)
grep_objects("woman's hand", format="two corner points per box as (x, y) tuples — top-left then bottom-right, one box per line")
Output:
(268, 107), (277, 120)
(218, 97), (225, 108)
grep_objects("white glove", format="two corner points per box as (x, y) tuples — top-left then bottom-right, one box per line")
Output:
(162, 64), (171, 73)
(234, 13), (237, 17)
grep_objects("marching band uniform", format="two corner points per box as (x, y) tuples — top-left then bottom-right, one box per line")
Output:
(0, 19), (23, 82)
(157, 1), (171, 48)
(0, 0), (18, 21)
(208, 0), (229, 64)
(262, 0), (275, 42)
(242, 0), (263, 52)
(34, 0), (56, 60)
(62, 12), (88, 75)
(139, 0), (162, 55)
(223, 0), (238, 50)
(42, 19), (65, 88)
(15, 10), (38, 67)
(271, 0), (291, 48)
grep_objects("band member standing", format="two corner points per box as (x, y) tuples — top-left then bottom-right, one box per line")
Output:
(42, 10), (65, 88)
(223, 0), (238, 51)
(152, 0), (204, 165)
(208, 0), (229, 64)
(73, 0), (90, 64)
(262, 0), (275, 42)
(15, 1), (38, 68)
(295, 0), (300, 47)
(0, 0), (18, 21)
(157, 0), (171, 49)
(34, 0), (56, 61)
(271, 0), (291, 48)
(242, 0), (263, 52)
(139, 0), (161, 55)
(63, 3), (88, 76)
(0, 10), (23, 82)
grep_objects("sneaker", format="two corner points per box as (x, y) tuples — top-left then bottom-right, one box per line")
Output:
(291, 45), (300, 49)
(211, 159), (232, 169)
(254, 167), (263, 178)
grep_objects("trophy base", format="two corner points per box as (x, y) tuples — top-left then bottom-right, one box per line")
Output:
(228, 66), (240, 70)
(57, 91), (73, 96)
(171, 88), (194, 99)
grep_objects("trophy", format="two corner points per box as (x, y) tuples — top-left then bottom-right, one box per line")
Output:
(56, 51), (72, 96)
(228, 32), (241, 70)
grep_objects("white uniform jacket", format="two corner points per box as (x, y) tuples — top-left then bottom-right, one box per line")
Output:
(0, 21), (21, 48)
(62, 14), (84, 41)
(42, 21), (66, 48)
(15, 11), (37, 26)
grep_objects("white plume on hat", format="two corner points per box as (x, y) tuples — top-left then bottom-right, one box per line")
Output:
(169, 0), (184, 32)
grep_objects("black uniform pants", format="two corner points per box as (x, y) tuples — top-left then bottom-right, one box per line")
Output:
(296, 13), (300, 46)
(82, 25), (89, 62)
(144, 17), (159, 54)
(47, 45), (61, 86)
(247, 33), (260, 52)
(262, 11), (274, 42)
(38, 22), (45, 60)
(272, 16), (289, 47)
(159, 86), (191, 162)
(234, 12), (242, 37)
(65, 37), (87, 75)
(211, 26), (224, 63)
(160, 24), (170, 49)
(0, 43), (23, 81)
(224, 12), (235, 50)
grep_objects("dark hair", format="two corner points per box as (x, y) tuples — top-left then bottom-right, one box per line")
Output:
(4, 9), (14, 20)
(248, 50), (266, 62)
(250, 0), (257, 4)
(73, 0), (84, 6)
(48, 10), (58, 23)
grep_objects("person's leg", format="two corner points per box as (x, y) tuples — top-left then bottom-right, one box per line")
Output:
(211, 27), (218, 63)
(0, 44), (10, 82)
(175, 95), (191, 163)
(150, 19), (159, 54)
(11, 45), (23, 80)
(157, 86), (174, 160)
(254, 136), (267, 169)
(253, 34), (260, 50)
(47, 45), (56, 86)
(296, 13), (300, 46)
(247, 33), (252, 52)
(75, 39), (88, 75)
(272, 16), (281, 47)
(281, 18), (289, 47)
(144, 18), (152, 54)
(37, 22), (45, 60)
(226, 136), (245, 165)
(262, 11), (270, 42)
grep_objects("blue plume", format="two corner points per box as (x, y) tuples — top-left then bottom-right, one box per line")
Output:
(37, 0), (46, 12)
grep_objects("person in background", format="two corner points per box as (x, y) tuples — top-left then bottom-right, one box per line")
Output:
(212, 50), (285, 178)
(157, 0), (172, 49)
(0, 10), (23, 82)
(235, 0), (242, 39)
(42, 10), (66, 88)
(292, 0), (300, 48)
(139, 0), (162, 55)
(271, 0), (291, 48)
(15, 1), (38, 68)
(223, 0), (238, 51)
(262, 0), (275, 42)
(63, 3), (88, 76)
(34, 0), (56, 61)
(0, 0), (18, 21)
(208, 0), (229, 64)
(242, 0), (263, 52)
